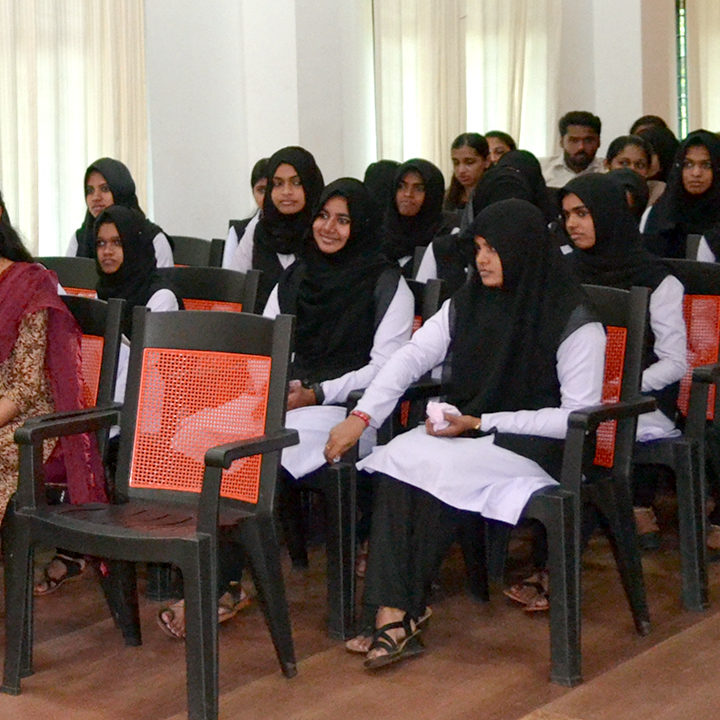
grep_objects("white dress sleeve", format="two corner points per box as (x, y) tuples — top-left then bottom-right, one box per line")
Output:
(321, 277), (415, 405)
(66, 233), (79, 257)
(153, 232), (174, 267)
(641, 275), (687, 392)
(481, 322), (606, 438)
(697, 236), (716, 263)
(355, 299), (453, 426)
(414, 245), (438, 283)
(147, 288), (180, 312)
(227, 221), (256, 272)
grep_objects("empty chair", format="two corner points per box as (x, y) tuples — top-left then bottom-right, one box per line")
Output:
(36, 256), (98, 297)
(171, 235), (213, 266)
(2, 308), (299, 720)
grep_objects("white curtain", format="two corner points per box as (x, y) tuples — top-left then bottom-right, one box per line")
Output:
(372, 0), (562, 180)
(686, 0), (720, 132)
(0, 0), (147, 255)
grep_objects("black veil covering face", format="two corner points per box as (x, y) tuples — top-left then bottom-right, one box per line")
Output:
(563, 174), (667, 291)
(448, 199), (593, 477)
(75, 158), (163, 258)
(381, 158), (446, 261)
(278, 178), (395, 383)
(643, 130), (720, 258)
(252, 146), (324, 308)
(94, 205), (176, 337)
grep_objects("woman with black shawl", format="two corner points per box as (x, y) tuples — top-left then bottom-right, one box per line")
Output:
(226, 146), (324, 310)
(363, 159), (400, 226)
(415, 165), (533, 293)
(67, 158), (173, 267)
(381, 158), (452, 277)
(642, 130), (720, 259)
(326, 199), (605, 667)
(264, 178), (414, 565)
(562, 173), (686, 547)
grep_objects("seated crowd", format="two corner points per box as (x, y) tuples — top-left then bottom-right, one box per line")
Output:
(3, 108), (720, 672)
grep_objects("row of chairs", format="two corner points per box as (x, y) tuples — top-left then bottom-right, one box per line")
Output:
(5, 257), (720, 717)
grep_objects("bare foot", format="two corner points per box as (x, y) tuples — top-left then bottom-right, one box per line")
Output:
(157, 599), (186, 639)
(345, 632), (373, 654)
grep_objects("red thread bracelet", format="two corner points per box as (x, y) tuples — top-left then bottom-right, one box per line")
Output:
(350, 409), (371, 427)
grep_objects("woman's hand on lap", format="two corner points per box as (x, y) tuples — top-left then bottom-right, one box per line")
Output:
(324, 415), (366, 463)
(425, 413), (480, 437)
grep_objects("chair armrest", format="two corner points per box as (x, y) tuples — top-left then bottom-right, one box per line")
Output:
(14, 407), (121, 445)
(692, 362), (720, 385)
(20, 402), (122, 427)
(204, 428), (299, 469)
(567, 396), (657, 432)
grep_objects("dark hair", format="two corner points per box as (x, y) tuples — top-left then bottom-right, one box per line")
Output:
(558, 111), (601, 137)
(250, 157), (269, 188)
(446, 133), (489, 210)
(605, 134), (653, 165)
(485, 130), (517, 151)
(637, 125), (679, 181)
(629, 115), (668, 135)
(0, 190), (32, 262)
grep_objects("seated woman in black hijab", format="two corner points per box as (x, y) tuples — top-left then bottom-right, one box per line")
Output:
(225, 146), (324, 310)
(326, 200), (605, 667)
(264, 178), (414, 566)
(415, 165), (533, 293)
(561, 173), (686, 549)
(642, 130), (720, 260)
(381, 159), (452, 277)
(67, 158), (173, 267)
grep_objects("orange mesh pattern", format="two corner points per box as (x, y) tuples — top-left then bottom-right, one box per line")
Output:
(678, 295), (720, 420)
(183, 298), (243, 313)
(129, 347), (271, 504)
(594, 326), (627, 468)
(65, 286), (96, 298)
(80, 334), (104, 406)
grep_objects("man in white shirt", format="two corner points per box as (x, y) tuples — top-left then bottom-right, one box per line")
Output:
(541, 111), (605, 187)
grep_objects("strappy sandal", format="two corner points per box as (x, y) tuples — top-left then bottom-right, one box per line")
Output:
(363, 613), (425, 670)
(217, 584), (251, 624)
(34, 554), (87, 596)
(503, 570), (549, 609)
(346, 606), (432, 654)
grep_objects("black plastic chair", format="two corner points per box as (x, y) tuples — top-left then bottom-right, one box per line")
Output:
(158, 266), (260, 314)
(685, 234), (702, 260)
(2, 308), (299, 720)
(171, 235), (212, 266)
(35, 256), (98, 297)
(209, 238), (225, 268)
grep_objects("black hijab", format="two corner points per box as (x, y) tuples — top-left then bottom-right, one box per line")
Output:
(497, 150), (557, 223)
(75, 158), (163, 259)
(643, 130), (720, 257)
(448, 199), (589, 417)
(252, 146), (324, 309)
(278, 178), (395, 383)
(563, 174), (668, 291)
(381, 159), (446, 260)
(606, 168), (650, 222)
(433, 166), (533, 296)
(364, 160), (400, 226)
(94, 205), (177, 338)
(637, 125), (679, 182)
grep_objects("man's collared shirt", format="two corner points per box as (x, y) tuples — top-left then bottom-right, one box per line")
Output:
(540, 154), (605, 187)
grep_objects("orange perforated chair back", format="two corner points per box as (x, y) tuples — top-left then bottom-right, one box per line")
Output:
(80, 334), (104, 407)
(129, 347), (271, 504)
(594, 325), (627, 468)
(677, 294), (720, 420)
(182, 298), (243, 313)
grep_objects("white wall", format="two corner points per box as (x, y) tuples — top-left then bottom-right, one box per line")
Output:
(144, 0), (375, 240)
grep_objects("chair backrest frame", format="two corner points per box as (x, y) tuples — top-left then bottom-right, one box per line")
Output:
(36, 256), (99, 295)
(170, 235), (212, 266)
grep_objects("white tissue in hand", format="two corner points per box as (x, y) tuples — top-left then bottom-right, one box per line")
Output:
(426, 401), (461, 431)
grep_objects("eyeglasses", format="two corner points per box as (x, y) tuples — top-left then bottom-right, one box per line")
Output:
(95, 238), (122, 249)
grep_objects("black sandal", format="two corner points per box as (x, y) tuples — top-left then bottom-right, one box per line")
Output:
(363, 613), (425, 670)
(34, 554), (87, 596)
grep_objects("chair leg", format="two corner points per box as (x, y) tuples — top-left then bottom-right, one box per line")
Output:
(1, 506), (34, 694)
(320, 463), (356, 639)
(239, 515), (297, 678)
(532, 489), (582, 687)
(96, 559), (142, 646)
(593, 477), (651, 636)
(673, 439), (708, 611)
(457, 512), (489, 602)
(181, 538), (218, 720)
(485, 518), (512, 584)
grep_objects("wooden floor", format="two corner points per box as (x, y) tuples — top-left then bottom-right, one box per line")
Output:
(1, 504), (719, 720)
